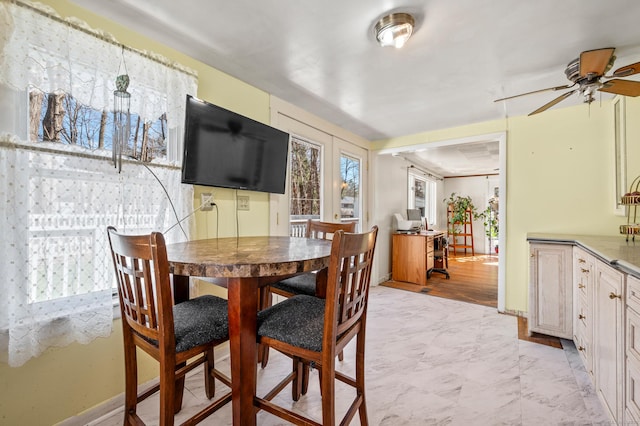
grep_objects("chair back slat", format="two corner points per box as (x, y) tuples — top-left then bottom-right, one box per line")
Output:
(305, 219), (356, 240)
(107, 226), (173, 346)
(324, 226), (378, 347)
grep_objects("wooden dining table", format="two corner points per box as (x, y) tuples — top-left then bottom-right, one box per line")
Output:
(165, 236), (332, 425)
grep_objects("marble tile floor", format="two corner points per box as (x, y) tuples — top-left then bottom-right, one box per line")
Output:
(88, 286), (609, 426)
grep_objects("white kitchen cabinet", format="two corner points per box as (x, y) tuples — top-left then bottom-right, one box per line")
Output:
(529, 243), (573, 339)
(594, 261), (625, 424)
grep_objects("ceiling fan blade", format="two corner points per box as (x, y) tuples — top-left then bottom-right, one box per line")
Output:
(528, 90), (577, 116)
(612, 61), (640, 78)
(599, 79), (640, 97)
(494, 84), (575, 102)
(579, 47), (615, 77)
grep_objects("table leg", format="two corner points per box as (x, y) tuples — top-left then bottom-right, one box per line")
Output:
(227, 277), (258, 426)
(171, 274), (190, 304)
(171, 274), (190, 402)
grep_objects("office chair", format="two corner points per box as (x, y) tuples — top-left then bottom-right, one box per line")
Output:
(429, 235), (450, 279)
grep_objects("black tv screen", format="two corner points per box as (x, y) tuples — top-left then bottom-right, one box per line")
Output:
(181, 95), (290, 194)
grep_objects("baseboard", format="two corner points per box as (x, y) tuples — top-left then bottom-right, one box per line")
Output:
(376, 273), (391, 285)
(58, 348), (230, 425)
(501, 308), (527, 318)
(58, 392), (126, 426)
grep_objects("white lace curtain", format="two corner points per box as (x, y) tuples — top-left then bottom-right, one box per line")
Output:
(0, 0), (197, 367)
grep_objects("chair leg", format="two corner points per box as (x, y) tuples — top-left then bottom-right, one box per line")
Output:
(122, 336), (138, 424)
(320, 361), (336, 426)
(159, 367), (177, 426)
(301, 362), (310, 395)
(292, 357), (303, 401)
(204, 347), (216, 399)
(356, 332), (368, 425)
(258, 288), (272, 369)
(174, 362), (186, 414)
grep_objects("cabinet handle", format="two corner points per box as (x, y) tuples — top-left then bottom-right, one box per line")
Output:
(581, 268), (590, 274)
(578, 314), (586, 320)
(609, 292), (621, 300)
(578, 258), (586, 264)
(578, 284), (585, 289)
(578, 346), (585, 352)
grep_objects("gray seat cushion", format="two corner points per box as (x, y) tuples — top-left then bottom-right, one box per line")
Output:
(257, 295), (325, 352)
(173, 295), (229, 353)
(270, 273), (317, 296)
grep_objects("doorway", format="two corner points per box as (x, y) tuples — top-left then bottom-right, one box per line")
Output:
(376, 132), (506, 312)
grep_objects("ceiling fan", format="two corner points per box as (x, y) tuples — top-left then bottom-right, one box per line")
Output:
(495, 47), (640, 115)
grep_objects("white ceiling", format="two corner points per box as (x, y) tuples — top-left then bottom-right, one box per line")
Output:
(68, 0), (640, 176)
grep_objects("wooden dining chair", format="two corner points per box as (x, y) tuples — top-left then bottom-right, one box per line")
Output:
(107, 227), (232, 426)
(259, 219), (357, 369)
(255, 225), (378, 425)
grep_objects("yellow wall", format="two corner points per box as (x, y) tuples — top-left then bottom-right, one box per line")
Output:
(373, 98), (640, 313)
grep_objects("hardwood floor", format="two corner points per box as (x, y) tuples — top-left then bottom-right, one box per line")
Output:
(382, 253), (499, 308)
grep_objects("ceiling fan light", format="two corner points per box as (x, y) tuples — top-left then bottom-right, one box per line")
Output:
(375, 13), (415, 48)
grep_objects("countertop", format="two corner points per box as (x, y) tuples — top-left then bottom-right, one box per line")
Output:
(527, 233), (640, 277)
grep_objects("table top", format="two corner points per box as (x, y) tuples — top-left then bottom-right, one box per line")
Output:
(166, 236), (332, 278)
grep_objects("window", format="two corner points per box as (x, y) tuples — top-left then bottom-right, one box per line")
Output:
(0, 1), (196, 367)
(408, 170), (436, 226)
(289, 137), (322, 235)
(340, 154), (360, 221)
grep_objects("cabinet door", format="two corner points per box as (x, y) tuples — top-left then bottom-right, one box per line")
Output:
(392, 234), (427, 285)
(529, 243), (573, 339)
(594, 261), (624, 424)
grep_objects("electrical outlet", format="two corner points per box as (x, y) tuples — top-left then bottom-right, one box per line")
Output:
(237, 195), (250, 211)
(201, 193), (214, 211)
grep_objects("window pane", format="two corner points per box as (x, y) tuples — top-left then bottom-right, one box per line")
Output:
(409, 172), (436, 226)
(340, 154), (360, 224)
(30, 89), (167, 162)
(289, 138), (321, 235)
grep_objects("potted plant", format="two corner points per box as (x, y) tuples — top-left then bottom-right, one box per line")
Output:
(478, 197), (499, 253)
(444, 193), (478, 233)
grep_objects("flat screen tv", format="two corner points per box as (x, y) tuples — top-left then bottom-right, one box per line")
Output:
(181, 95), (290, 194)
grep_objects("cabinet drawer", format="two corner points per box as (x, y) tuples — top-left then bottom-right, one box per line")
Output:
(628, 306), (640, 364)
(574, 332), (591, 374)
(576, 299), (589, 328)
(426, 238), (434, 253)
(573, 248), (593, 299)
(627, 357), (640, 423)
(628, 275), (640, 315)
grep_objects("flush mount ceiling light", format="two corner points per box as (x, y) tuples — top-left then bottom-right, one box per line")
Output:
(374, 12), (415, 48)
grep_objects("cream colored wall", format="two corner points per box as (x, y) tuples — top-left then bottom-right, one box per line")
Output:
(373, 98), (640, 314)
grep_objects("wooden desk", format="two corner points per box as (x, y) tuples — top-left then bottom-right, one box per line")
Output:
(165, 236), (332, 426)
(392, 231), (444, 286)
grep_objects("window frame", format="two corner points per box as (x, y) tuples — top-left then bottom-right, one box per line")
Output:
(408, 169), (436, 227)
